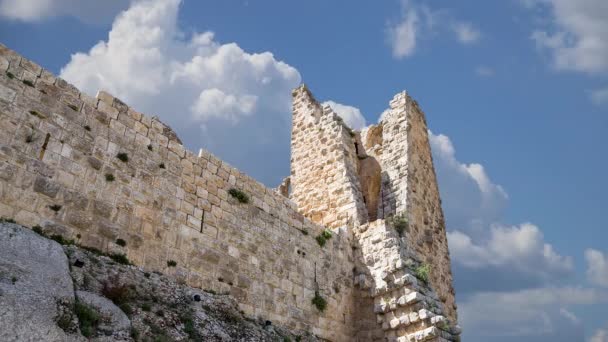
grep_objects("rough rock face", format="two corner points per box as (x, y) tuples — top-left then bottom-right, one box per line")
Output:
(0, 222), (79, 342)
(0, 223), (317, 342)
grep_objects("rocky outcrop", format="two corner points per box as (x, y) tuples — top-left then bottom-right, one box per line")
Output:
(0, 222), (80, 342)
(0, 222), (317, 341)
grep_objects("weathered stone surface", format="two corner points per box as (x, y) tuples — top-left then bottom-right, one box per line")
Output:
(0, 223), (79, 342)
(75, 291), (130, 337)
(33, 176), (61, 198)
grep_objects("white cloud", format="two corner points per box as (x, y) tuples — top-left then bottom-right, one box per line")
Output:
(322, 100), (367, 130)
(448, 223), (573, 276)
(591, 329), (608, 342)
(386, 0), (420, 58)
(431, 130), (574, 293)
(0, 0), (129, 24)
(528, 0), (608, 73)
(191, 88), (257, 124)
(586, 249), (608, 287)
(453, 22), (481, 44)
(459, 287), (607, 337)
(590, 87), (608, 106)
(386, 1), (481, 59)
(475, 65), (495, 77)
(429, 131), (508, 232)
(59, 0), (301, 185)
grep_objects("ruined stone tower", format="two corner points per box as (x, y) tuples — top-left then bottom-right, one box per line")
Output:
(290, 85), (459, 340)
(0, 43), (459, 341)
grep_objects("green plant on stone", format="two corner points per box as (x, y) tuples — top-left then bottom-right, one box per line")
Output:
(180, 311), (198, 340)
(414, 264), (431, 283)
(130, 327), (140, 339)
(315, 229), (333, 247)
(167, 260), (177, 267)
(387, 213), (408, 236)
(32, 225), (44, 235)
(109, 253), (130, 265)
(119, 303), (133, 316)
(311, 291), (327, 312)
(0, 217), (16, 223)
(56, 312), (72, 332)
(74, 301), (100, 338)
(116, 152), (129, 162)
(50, 234), (75, 246)
(5, 71), (14, 79)
(22, 79), (34, 87)
(228, 188), (249, 204)
(105, 173), (115, 182)
(115, 238), (126, 247)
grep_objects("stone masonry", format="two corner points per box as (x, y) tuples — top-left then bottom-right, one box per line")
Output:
(0, 43), (460, 341)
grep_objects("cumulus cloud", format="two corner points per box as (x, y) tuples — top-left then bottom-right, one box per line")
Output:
(448, 223), (573, 277)
(591, 329), (608, 342)
(590, 87), (608, 106)
(453, 22), (481, 44)
(59, 0), (301, 185)
(527, 0), (608, 73)
(429, 131), (508, 233)
(586, 249), (608, 287)
(459, 287), (606, 338)
(429, 131), (575, 295)
(0, 0), (129, 24)
(322, 100), (367, 130)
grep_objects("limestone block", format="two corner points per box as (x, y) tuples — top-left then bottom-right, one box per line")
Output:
(0, 83), (16, 103)
(33, 176), (61, 198)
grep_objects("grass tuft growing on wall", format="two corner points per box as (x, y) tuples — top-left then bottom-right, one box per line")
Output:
(414, 264), (431, 283)
(311, 291), (327, 312)
(315, 229), (333, 247)
(387, 213), (408, 236)
(228, 188), (249, 204)
(116, 152), (129, 163)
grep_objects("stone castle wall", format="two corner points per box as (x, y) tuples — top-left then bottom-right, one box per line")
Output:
(0, 43), (460, 341)
(365, 92), (457, 321)
(0, 44), (358, 340)
(290, 86), (368, 229)
(291, 87), (458, 324)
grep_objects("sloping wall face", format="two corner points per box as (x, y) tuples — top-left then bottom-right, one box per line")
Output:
(376, 92), (457, 321)
(0, 44), (358, 340)
(353, 220), (459, 342)
(290, 86), (368, 229)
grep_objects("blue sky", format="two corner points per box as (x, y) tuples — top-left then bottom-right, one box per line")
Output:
(1, 0), (607, 341)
